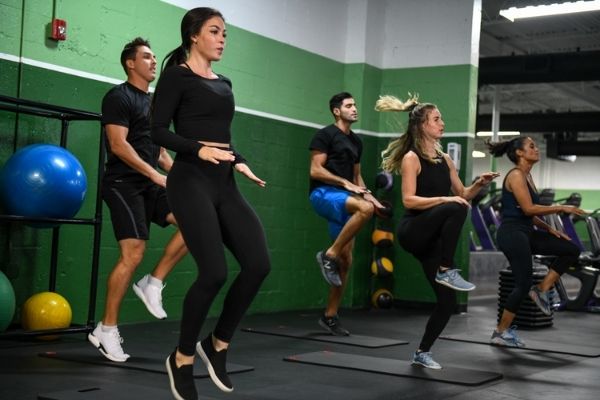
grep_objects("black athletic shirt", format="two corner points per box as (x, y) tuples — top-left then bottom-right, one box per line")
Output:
(308, 124), (362, 194)
(500, 168), (539, 221)
(101, 82), (160, 182)
(151, 65), (234, 156)
(405, 152), (451, 216)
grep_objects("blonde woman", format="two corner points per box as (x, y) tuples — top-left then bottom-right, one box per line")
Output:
(377, 95), (498, 369)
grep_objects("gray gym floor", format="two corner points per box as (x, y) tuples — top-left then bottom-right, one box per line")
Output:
(1, 296), (599, 399)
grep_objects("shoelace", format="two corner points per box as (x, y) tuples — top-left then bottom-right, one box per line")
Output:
(418, 352), (435, 364)
(505, 326), (523, 344)
(110, 329), (124, 344)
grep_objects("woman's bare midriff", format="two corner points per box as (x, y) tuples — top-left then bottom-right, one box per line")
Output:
(199, 141), (229, 148)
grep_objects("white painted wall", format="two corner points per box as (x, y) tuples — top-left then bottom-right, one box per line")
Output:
(160, 0), (480, 68)
(381, 0), (481, 68)
(472, 151), (600, 191)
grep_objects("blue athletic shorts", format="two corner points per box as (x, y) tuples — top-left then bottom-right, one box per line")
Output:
(309, 185), (351, 239)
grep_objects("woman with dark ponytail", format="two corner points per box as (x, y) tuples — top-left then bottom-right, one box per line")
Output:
(487, 137), (584, 347)
(151, 7), (270, 399)
(376, 94), (499, 369)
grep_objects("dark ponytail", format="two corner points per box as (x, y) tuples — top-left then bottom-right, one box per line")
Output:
(486, 137), (528, 164)
(161, 45), (187, 71)
(160, 7), (224, 72)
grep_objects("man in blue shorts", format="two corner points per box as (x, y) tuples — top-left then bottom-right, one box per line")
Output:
(309, 92), (383, 335)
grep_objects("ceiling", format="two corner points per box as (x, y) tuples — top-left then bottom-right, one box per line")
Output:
(476, 0), (600, 155)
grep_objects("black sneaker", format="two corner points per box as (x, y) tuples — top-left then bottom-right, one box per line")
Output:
(318, 315), (350, 336)
(165, 350), (197, 400)
(316, 251), (342, 287)
(196, 335), (233, 393)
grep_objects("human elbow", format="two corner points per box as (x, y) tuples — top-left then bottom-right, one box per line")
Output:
(522, 206), (536, 216)
(402, 197), (415, 209)
(309, 165), (320, 179)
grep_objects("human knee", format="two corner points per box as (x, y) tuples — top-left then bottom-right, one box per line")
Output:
(120, 241), (146, 268)
(360, 200), (375, 218)
(441, 201), (467, 217)
(253, 260), (271, 281)
(351, 199), (374, 219)
(200, 268), (228, 292)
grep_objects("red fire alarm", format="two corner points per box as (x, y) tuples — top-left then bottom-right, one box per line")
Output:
(50, 18), (67, 41)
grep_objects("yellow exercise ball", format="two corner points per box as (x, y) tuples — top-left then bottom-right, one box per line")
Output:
(21, 291), (72, 333)
(371, 229), (394, 248)
(371, 257), (394, 277)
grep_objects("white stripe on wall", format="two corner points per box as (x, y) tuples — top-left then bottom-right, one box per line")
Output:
(0, 53), (474, 139)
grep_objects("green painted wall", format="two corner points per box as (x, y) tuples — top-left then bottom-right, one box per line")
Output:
(0, 0), (486, 329)
(0, 57), (382, 325)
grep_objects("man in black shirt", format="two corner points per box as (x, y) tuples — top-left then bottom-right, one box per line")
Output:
(309, 92), (382, 335)
(88, 38), (187, 362)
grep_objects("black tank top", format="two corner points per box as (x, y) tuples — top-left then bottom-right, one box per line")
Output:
(500, 168), (539, 221)
(405, 152), (451, 216)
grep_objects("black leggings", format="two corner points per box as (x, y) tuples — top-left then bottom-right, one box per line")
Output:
(167, 156), (271, 356)
(497, 218), (580, 313)
(397, 202), (467, 352)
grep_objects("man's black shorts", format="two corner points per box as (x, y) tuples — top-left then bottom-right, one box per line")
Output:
(102, 179), (171, 241)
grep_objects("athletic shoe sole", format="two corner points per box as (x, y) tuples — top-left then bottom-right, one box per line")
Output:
(490, 338), (525, 348)
(435, 278), (476, 292)
(165, 355), (186, 400)
(411, 360), (442, 370)
(196, 342), (234, 393)
(87, 333), (129, 363)
(133, 282), (167, 320)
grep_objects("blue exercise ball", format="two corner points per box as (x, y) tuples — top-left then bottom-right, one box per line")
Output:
(0, 144), (87, 224)
(0, 270), (16, 332)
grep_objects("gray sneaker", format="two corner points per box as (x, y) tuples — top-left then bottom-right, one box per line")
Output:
(316, 251), (342, 287)
(528, 285), (552, 316)
(411, 351), (442, 369)
(435, 269), (475, 291)
(318, 315), (350, 336)
(490, 326), (526, 347)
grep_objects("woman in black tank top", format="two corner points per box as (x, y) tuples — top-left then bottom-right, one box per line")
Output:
(376, 95), (499, 369)
(487, 137), (584, 348)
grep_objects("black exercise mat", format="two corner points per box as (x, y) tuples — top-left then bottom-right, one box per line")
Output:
(242, 326), (408, 348)
(39, 350), (254, 377)
(284, 351), (502, 386)
(440, 333), (600, 357)
(38, 382), (215, 400)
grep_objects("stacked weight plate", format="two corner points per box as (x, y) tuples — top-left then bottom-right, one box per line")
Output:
(497, 266), (553, 328)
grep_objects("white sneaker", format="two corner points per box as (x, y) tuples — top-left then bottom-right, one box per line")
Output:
(87, 322), (130, 362)
(133, 275), (167, 319)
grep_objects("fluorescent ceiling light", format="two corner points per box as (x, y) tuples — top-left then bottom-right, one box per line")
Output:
(557, 155), (577, 162)
(472, 150), (487, 158)
(500, 1), (600, 22)
(476, 131), (521, 137)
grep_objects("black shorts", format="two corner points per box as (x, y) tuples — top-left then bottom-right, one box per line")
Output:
(102, 179), (171, 241)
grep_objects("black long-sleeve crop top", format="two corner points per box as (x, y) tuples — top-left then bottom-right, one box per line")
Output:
(151, 65), (235, 156)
